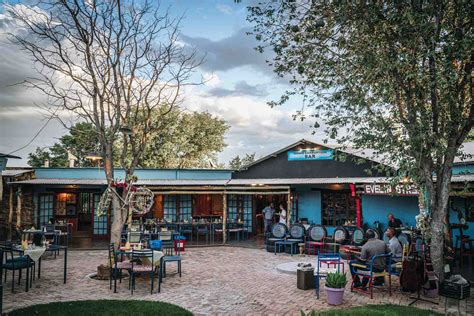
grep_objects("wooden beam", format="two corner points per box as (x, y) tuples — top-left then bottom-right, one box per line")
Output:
(222, 192), (227, 244)
(152, 190), (290, 195)
(287, 192), (291, 226)
(148, 185), (290, 191)
(8, 187), (13, 239)
(16, 188), (21, 230)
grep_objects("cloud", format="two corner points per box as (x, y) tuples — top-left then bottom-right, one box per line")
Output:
(216, 4), (232, 15)
(208, 80), (269, 97)
(181, 27), (275, 76)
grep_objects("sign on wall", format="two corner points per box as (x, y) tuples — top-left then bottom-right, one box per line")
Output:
(363, 184), (419, 196)
(287, 149), (334, 161)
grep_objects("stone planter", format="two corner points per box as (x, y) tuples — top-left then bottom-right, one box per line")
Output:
(324, 286), (345, 305)
(97, 264), (110, 280)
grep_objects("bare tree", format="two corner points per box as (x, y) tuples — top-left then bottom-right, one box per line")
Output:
(7, 0), (202, 243)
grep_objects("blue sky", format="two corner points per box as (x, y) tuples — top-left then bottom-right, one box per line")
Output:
(0, 0), (321, 167)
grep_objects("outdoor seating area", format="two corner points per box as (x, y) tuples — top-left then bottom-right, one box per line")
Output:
(1, 246), (471, 315)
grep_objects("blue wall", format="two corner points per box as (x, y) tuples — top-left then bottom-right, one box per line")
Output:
(297, 189), (321, 225)
(34, 168), (232, 180)
(360, 195), (419, 231)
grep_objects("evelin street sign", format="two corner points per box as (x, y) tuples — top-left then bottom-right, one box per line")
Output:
(363, 183), (419, 196)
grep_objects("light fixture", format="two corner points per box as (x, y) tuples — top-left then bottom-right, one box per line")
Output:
(119, 126), (133, 135)
(85, 153), (103, 161)
(401, 176), (410, 184)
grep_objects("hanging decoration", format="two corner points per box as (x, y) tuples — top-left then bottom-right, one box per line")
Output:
(129, 187), (154, 215)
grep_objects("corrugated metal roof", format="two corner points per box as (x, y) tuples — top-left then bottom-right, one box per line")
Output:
(9, 174), (474, 186)
(10, 178), (107, 185)
(1, 169), (33, 177)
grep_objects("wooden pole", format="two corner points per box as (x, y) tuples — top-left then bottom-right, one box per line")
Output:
(8, 187), (13, 240)
(287, 192), (291, 227)
(222, 192), (227, 244)
(16, 188), (22, 230)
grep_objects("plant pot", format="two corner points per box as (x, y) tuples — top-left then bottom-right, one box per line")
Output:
(324, 286), (345, 305)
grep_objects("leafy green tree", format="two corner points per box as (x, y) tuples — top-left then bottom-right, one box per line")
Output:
(28, 122), (100, 167)
(117, 108), (228, 168)
(228, 153), (256, 170)
(248, 1), (473, 278)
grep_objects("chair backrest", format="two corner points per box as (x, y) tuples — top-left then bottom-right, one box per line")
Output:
(370, 253), (392, 273)
(159, 231), (172, 241)
(308, 225), (327, 242)
(131, 250), (154, 270)
(149, 240), (163, 251)
(108, 243), (116, 267)
(43, 224), (55, 233)
(180, 224), (193, 232)
(290, 224), (305, 239)
(316, 251), (341, 274)
(271, 223), (287, 239)
(128, 232), (142, 243)
(333, 226), (349, 243)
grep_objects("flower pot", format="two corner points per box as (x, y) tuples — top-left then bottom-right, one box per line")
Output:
(324, 286), (345, 305)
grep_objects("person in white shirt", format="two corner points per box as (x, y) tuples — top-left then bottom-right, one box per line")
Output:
(386, 227), (402, 262)
(278, 204), (287, 225)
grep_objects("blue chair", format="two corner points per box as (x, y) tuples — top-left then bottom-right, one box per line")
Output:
(179, 224), (193, 243)
(315, 252), (343, 298)
(350, 253), (392, 299)
(159, 243), (182, 292)
(129, 250), (157, 295)
(195, 224), (209, 244)
(1, 247), (34, 293)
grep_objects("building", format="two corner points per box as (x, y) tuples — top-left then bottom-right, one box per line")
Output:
(2, 140), (474, 244)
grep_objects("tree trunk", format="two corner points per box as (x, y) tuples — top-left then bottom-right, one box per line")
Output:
(110, 194), (123, 245)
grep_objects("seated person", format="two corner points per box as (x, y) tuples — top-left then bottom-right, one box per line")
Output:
(386, 227), (402, 263)
(349, 230), (389, 288)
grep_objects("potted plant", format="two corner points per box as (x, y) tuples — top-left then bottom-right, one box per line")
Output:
(324, 272), (347, 305)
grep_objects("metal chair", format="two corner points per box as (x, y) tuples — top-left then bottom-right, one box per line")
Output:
(130, 250), (157, 295)
(108, 243), (131, 293)
(314, 252), (343, 298)
(350, 253), (392, 299)
(1, 247), (34, 293)
(160, 242), (182, 282)
(195, 224), (209, 244)
(179, 224), (193, 243)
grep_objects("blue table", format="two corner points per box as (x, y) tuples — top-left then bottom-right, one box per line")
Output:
(274, 240), (298, 256)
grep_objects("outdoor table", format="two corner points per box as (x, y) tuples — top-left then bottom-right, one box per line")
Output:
(274, 240), (298, 256)
(36, 245), (68, 284)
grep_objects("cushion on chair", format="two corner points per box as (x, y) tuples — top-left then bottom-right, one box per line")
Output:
(3, 259), (33, 270)
(132, 264), (153, 272)
(116, 261), (132, 269)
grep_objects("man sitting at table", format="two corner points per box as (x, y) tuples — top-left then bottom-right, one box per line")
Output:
(349, 230), (389, 288)
(386, 227), (402, 263)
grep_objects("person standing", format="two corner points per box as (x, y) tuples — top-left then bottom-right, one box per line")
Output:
(387, 213), (403, 229)
(261, 203), (275, 235)
(278, 204), (287, 225)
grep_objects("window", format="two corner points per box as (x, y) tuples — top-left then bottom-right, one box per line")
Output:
(55, 193), (76, 216)
(38, 194), (54, 227)
(227, 194), (253, 233)
(164, 195), (177, 222)
(179, 195), (192, 222)
(321, 192), (356, 226)
(93, 194), (108, 235)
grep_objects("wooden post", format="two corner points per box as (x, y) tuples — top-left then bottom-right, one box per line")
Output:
(16, 188), (22, 230)
(222, 192), (227, 244)
(287, 192), (291, 227)
(8, 187), (13, 240)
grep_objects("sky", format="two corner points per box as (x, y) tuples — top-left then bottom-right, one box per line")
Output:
(0, 0), (323, 168)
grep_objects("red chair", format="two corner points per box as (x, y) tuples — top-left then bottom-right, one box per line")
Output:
(305, 225), (327, 255)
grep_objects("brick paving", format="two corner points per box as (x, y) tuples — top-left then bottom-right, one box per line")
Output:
(4, 247), (473, 315)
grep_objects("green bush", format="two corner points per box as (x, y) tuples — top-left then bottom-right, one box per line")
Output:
(325, 272), (347, 289)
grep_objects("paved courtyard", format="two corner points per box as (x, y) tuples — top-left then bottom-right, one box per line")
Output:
(4, 246), (473, 315)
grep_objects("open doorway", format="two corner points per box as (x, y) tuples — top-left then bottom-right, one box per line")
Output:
(254, 194), (289, 236)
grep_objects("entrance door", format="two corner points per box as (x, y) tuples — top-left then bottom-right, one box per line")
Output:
(92, 193), (109, 239)
(78, 193), (93, 232)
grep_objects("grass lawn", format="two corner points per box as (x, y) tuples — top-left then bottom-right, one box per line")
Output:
(317, 304), (442, 315)
(8, 300), (192, 316)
